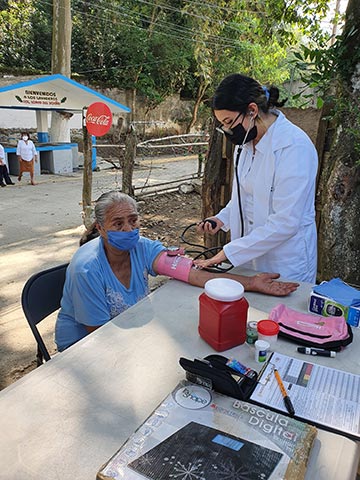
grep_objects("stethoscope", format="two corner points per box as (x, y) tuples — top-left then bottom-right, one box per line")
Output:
(234, 146), (244, 238)
(179, 223), (233, 272)
(231, 114), (256, 239)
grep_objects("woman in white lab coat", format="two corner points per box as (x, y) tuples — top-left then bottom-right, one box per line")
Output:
(196, 74), (318, 282)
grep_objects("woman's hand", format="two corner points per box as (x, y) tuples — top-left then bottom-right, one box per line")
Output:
(247, 273), (299, 296)
(197, 217), (223, 235)
(194, 250), (227, 269)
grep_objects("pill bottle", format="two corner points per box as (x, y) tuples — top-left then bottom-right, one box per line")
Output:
(254, 340), (270, 363)
(199, 278), (249, 352)
(257, 319), (279, 349)
(246, 321), (258, 345)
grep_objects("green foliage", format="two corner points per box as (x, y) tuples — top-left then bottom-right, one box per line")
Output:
(289, 3), (360, 113)
(0, 0), (335, 113)
(0, 0), (52, 71)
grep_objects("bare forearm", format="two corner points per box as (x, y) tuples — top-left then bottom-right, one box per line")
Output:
(188, 269), (298, 297)
(188, 268), (254, 290)
(153, 252), (298, 297)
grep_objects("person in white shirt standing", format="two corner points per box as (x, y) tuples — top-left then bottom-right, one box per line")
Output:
(16, 132), (38, 185)
(0, 143), (15, 187)
(195, 73), (318, 283)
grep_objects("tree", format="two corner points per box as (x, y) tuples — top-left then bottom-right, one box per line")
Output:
(71, 0), (192, 120)
(315, 0), (360, 284)
(181, 0), (330, 132)
(0, 0), (52, 72)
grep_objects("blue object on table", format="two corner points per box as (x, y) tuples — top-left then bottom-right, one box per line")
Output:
(92, 135), (97, 171)
(313, 278), (360, 307)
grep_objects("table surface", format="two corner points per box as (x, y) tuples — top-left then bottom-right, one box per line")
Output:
(0, 271), (359, 479)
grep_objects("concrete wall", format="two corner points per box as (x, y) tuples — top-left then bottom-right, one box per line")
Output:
(0, 75), (194, 137)
(0, 75), (322, 145)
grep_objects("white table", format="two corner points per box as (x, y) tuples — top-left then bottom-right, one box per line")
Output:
(0, 274), (359, 479)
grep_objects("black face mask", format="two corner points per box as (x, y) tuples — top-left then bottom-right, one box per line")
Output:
(225, 122), (257, 146)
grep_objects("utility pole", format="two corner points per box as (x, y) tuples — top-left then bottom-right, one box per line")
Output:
(52, 0), (71, 76)
(50, 0), (72, 142)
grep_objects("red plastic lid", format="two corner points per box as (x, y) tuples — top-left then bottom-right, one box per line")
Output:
(257, 319), (279, 336)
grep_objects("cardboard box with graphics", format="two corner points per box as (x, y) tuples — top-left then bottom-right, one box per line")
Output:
(309, 291), (360, 328)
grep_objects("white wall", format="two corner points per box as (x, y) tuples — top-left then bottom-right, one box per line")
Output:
(0, 108), (82, 130)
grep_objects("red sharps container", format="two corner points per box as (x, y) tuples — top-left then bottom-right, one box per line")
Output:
(198, 278), (249, 351)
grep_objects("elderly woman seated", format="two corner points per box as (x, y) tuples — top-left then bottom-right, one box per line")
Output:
(55, 191), (298, 352)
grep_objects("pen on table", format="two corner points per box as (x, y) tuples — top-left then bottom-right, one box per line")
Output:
(273, 368), (295, 416)
(297, 347), (336, 358)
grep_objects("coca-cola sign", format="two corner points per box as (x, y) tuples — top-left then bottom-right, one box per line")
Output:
(86, 102), (113, 136)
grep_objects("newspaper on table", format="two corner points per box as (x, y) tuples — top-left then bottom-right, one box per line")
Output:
(97, 380), (316, 480)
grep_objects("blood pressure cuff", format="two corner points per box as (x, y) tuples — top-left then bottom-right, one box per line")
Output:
(156, 252), (193, 283)
(179, 355), (258, 401)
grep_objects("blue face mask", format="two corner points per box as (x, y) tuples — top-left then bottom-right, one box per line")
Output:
(107, 229), (140, 251)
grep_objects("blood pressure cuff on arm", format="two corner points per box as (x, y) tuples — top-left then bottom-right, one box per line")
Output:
(156, 252), (194, 283)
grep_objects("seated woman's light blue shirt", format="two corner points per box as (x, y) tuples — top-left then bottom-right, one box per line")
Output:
(55, 236), (165, 351)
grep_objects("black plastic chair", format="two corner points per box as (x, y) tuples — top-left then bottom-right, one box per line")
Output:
(21, 263), (69, 366)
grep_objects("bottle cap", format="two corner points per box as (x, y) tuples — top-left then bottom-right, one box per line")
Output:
(257, 319), (279, 336)
(204, 278), (244, 302)
(255, 339), (270, 350)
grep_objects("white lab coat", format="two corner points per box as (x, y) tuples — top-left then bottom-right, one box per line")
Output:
(216, 110), (318, 282)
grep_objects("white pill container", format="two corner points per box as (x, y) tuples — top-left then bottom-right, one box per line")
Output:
(254, 339), (270, 363)
(257, 319), (279, 350)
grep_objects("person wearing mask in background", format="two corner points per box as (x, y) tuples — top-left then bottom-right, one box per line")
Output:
(196, 73), (318, 283)
(0, 143), (15, 187)
(55, 191), (299, 352)
(16, 132), (38, 185)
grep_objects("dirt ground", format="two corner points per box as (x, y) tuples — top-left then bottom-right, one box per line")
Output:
(0, 163), (203, 391)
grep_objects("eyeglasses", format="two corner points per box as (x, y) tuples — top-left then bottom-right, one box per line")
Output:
(216, 112), (243, 135)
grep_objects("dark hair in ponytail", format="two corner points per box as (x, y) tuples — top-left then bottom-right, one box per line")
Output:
(267, 86), (287, 110)
(212, 73), (287, 114)
(79, 222), (99, 246)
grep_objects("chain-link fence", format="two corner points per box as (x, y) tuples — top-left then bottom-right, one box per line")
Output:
(95, 133), (208, 197)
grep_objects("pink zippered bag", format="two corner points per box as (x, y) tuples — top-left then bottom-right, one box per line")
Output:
(269, 304), (353, 351)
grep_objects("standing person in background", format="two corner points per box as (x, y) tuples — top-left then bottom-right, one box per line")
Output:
(196, 73), (318, 283)
(16, 132), (38, 185)
(0, 143), (15, 187)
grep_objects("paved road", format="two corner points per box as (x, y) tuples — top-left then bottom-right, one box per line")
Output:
(0, 156), (198, 389)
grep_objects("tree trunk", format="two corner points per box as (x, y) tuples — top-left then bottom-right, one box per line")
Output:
(82, 123), (93, 229)
(317, 0), (360, 285)
(50, 0), (72, 142)
(201, 119), (232, 251)
(122, 127), (137, 196)
(186, 81), (208, 133)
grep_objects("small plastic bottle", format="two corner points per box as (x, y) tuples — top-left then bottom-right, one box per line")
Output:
(246, 321), (258, 345)
(254, 340), (270, 363)
(257, 320), (279, 350)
